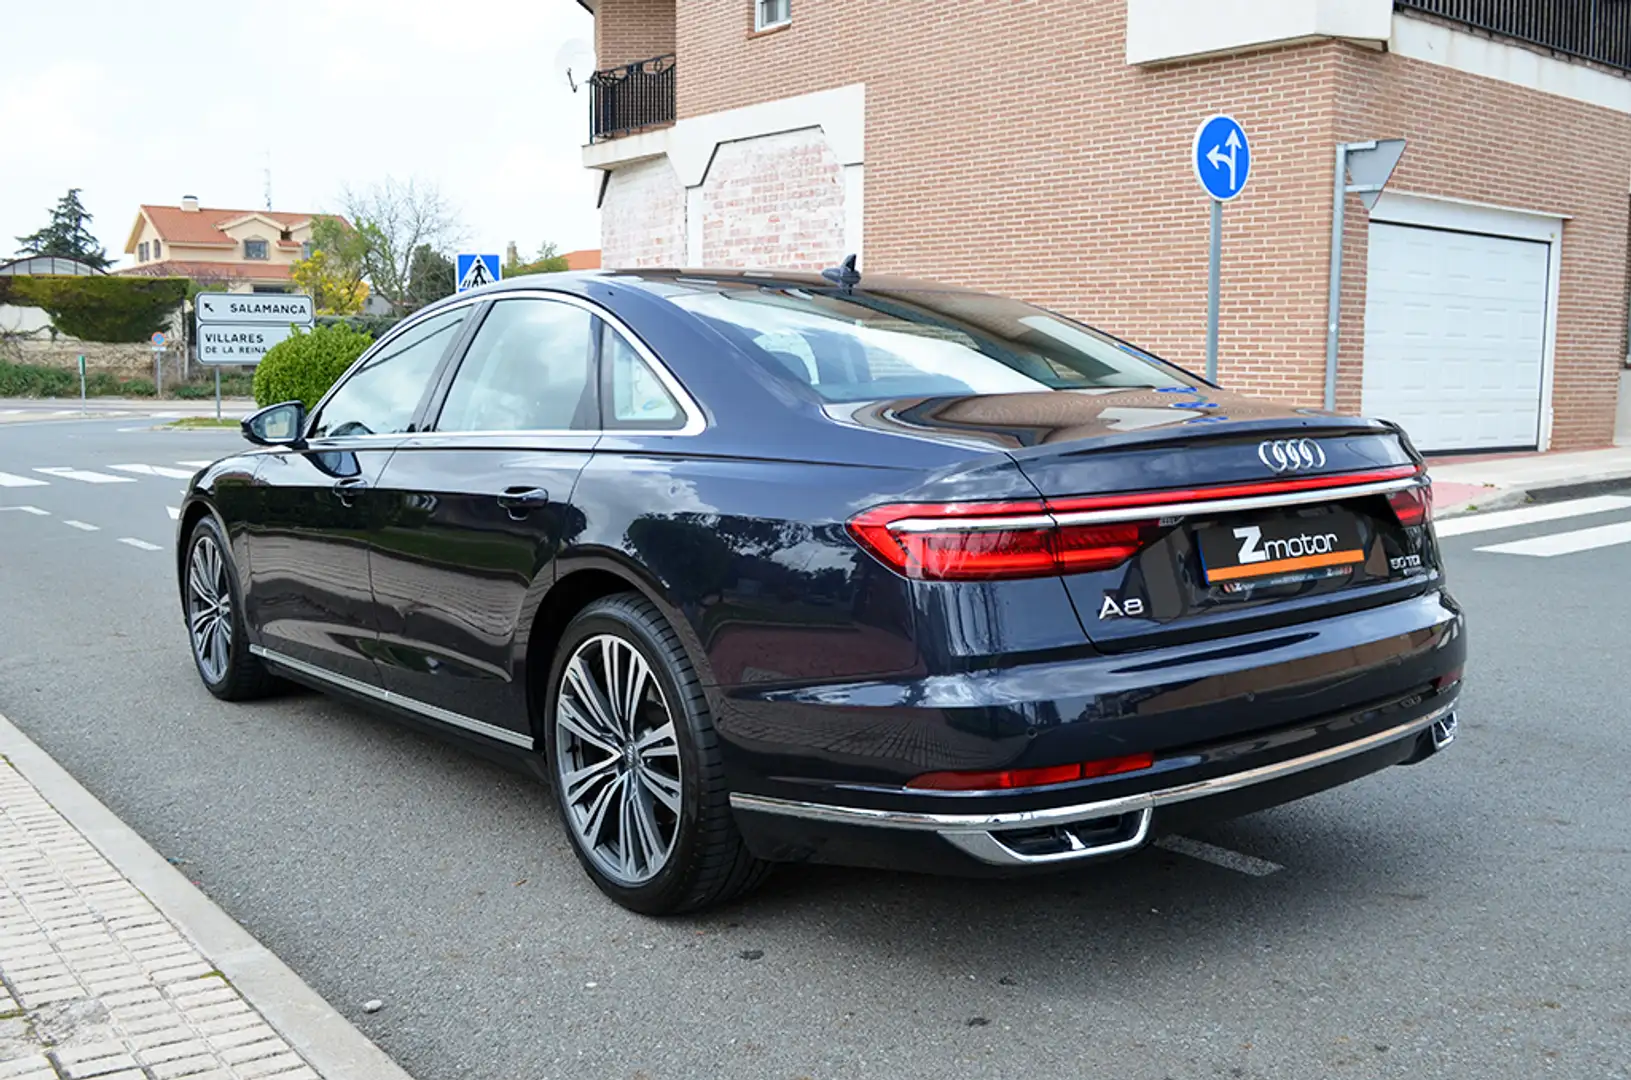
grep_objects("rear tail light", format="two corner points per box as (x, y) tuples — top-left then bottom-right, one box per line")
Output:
(907, 752), (1155, 791)
(1387, 484), (1434, 527)
(849, 465), (1429, 582)
(847, 502), (1158, 581)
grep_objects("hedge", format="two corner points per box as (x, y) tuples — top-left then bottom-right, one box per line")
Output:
(0, 359), (156, 398)
(0, 276), (189, 343)
(253, 322), (374, 409)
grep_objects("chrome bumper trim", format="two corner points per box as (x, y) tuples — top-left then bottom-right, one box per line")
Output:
(729, 698), (1457, 836)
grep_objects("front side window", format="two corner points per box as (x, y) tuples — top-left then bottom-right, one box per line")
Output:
(309, 308), (468, 438)
(244, 239), (269, 260)
(436, 299), (596, 432)
(602, 324), (683, 429)
(669, 285), (1190, 403)
(755, 0), (789, 30)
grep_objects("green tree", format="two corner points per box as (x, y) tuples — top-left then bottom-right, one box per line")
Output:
(292, 218), (369, 315)
(15, 188), (110, 269)
(504, 241), (569, 278)
(402, 245), (455, 311)
(252, 323), (374, 408)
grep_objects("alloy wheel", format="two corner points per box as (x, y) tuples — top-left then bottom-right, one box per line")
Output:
(554, 634), (683, 887)
(187, 533), (233, 684)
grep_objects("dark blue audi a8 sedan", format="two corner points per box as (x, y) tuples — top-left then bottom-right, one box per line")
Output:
(175, 264), (1464, 914)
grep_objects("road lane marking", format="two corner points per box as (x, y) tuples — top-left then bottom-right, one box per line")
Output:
(33, 467), (134, 485)
(110, 463), (199, 480)
(175, 460), (214, 469)
(0, 472), (49, 487)
(118, 538), (162, 551)
(61, 520), (98, 532)
(0, 506), (48, 516)
(1476, 519), (1631, 558)
(1155, 835), (1283, 877)
(167, 506), (181, 520)
(1436, 495), (1631, 538)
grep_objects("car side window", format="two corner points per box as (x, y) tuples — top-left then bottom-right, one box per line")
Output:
(435, 298), (596, 432)
(309, 309), (468, 439)
(601, 323), (684, 429)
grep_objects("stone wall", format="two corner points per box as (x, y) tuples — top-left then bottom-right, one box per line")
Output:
(8, 338), (160, 376)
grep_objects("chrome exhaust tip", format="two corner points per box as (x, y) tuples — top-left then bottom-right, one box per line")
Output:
(1431, 711), (1458, 750)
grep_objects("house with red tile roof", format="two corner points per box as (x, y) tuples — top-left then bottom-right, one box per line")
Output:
(118, 196), (346, 292)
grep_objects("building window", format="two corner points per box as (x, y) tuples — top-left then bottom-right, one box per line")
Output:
(152, 239), (160, 259)
(138, 242), (149, 262)
(244, 239), (269, 260)
(755, 0), (789, 31)
(300, 242), (314, 260)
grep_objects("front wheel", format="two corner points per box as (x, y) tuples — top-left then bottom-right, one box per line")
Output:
(183, 516), (276, 701)
(544, 593), (768, 915)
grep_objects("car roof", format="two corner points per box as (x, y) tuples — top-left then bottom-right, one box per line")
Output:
(449, 266), (992, 302)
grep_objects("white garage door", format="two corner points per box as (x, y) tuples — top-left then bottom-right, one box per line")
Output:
(1361, 222), (1550, 453)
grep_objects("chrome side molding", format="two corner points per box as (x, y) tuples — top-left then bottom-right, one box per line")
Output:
(248, 645), (535, 751)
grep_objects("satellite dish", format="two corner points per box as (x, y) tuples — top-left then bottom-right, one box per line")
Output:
(553, 38), (597, 92)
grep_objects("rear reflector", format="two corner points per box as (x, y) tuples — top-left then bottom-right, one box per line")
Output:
(907, 752), (1156, 791)
(1388, 484), (1434, 527)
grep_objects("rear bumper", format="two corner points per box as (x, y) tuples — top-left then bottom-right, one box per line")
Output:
(718, 588), (1464, 873)
(731, 695), (1456, 871)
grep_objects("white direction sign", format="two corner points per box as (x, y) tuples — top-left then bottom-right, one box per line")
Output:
(198, 324), (303, 363)
(195, 293), (315, 325)
(194, 292), (315, 366)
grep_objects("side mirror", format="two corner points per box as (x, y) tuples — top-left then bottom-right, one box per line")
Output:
(242, 400), (307, 448)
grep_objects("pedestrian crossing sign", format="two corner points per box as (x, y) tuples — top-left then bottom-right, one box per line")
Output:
(456, 253), (502, 293)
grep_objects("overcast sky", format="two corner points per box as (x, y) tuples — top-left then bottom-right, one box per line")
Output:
(0, 0), (600, 270)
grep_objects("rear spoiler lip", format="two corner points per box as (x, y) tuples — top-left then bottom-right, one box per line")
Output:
(999, 414), (1402, 463)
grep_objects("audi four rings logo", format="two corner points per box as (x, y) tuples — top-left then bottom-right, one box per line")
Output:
(1258, 438), (1327, 473)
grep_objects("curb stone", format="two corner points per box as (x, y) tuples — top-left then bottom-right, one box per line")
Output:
(0, 710), (415, 1080)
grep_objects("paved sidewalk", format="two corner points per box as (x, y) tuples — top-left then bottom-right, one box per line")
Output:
(0, 716), (410, 1080)
(1428, 445), (1631, 518)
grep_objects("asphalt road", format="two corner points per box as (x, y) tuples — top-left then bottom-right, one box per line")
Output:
(2, 415), (1628, 1080)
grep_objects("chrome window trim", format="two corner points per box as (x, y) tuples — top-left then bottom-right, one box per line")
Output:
(249, 645), (534, 750)
(304, 297), (488, 440)
(884, 477), (1419, 533)
(728, 697), (1456, 835)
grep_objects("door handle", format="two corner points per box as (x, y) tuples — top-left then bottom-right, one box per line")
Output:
(333, 476), (369, 506)
(496, 486), (550, 518)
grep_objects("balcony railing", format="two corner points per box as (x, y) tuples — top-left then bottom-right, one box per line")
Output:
(1397, 0), (1631, 73)
(588, 54), (676, 142)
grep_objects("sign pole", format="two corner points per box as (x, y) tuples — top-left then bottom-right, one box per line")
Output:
(77, 355), (87, 414)
(214, 368), (222, 421)
(153, 349), (162, 398)
(1206, 199), (1222, 384)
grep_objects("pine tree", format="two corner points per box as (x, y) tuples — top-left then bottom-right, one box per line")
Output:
(15, 189), (111, 269)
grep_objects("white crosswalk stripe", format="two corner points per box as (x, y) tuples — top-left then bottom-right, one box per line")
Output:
(1436, 495), (1631, 537)
(0, 506), (47, 516)
(0, 471), (49, 487)
(118, 537), (162, 551)
(176, 460), (214, 468)
(33, 466), (134, 485)
(110, 463), (200, 480)
(167, 506), (181, 520)
(1476, 519), (1631, 558)
(61, 520), (98, 532)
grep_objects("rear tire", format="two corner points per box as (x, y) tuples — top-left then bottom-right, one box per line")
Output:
(183, 516), (276, 701)
(543, 593), (769, 915)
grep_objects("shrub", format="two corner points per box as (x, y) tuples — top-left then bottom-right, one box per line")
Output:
(0, 361), (157, 398)
(252, 323), (374, 409)
(0, 276), (188, 343)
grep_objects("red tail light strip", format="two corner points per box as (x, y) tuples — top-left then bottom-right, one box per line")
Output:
(849, 465), (1428, 581)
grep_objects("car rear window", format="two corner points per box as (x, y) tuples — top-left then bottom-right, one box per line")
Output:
(667, 285), (1190, 402)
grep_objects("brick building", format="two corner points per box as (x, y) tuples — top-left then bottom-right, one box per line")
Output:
(575, 0), (1631, 453)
